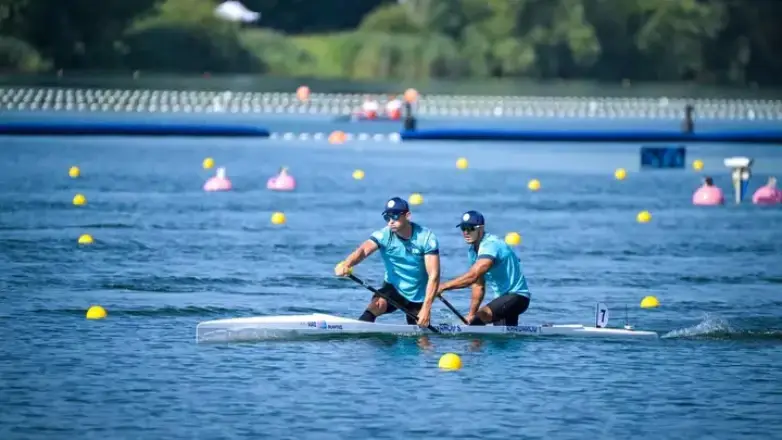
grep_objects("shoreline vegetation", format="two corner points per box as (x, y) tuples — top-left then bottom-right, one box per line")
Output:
(2, 0), (782, 96)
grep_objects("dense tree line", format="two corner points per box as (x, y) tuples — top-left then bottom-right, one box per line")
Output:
(1, 0), (781, 86)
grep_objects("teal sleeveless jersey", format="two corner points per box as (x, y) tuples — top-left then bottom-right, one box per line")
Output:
(467, 233), (530, 299)
(369, 223), (439, 303)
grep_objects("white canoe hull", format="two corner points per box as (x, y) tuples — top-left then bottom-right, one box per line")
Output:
(196, 313), (658, 343)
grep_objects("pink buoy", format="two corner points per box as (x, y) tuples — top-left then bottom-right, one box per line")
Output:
(266, 167), (296, 191)
(752, 177), (782, 205)
(692, 177), (724, 206)
(203, 167), (232, 192)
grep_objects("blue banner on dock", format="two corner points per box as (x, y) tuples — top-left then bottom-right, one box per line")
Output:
(640, 146), (686, 169)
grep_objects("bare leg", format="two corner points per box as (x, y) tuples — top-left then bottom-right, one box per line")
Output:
(358, 295), (389, 322)
(477, 306), (493, 322)
(472, 294), (529, 326)
(467, 306), (492, 325)
(367, 295), (389, 316)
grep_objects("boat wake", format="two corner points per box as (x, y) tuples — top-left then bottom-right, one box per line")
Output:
(662, 313), (782, 342)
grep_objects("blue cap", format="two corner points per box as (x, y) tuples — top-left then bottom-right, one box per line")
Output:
(383, 197), (409, 214)
(457, 210), (484, 227)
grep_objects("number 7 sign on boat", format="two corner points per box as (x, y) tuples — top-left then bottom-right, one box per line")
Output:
(595, 302), (609, 329)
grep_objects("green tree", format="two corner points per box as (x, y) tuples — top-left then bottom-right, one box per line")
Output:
(123, 0), (261, 73)
(1, 0), (781, 86)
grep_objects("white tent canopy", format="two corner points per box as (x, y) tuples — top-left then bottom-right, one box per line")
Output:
(214, 1), (261, 23)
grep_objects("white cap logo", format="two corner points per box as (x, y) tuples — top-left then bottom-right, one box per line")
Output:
(387, 200), (395, 208)
(462, 213), (470, 221)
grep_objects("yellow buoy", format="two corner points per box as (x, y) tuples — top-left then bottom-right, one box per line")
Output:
(352, 169), (365, 180)
(73, 193), (86, 206)
(69, 166), (80, 178)
(528, 179), (541, 191)
(86, 305), (107, 320)
(438, 353), (462, 371)
(504, 232), (521, 246)
(692, 159), (704, 171)
(636, 210), (651, 223)
(615, 168), (627, 180)
(78, 234), (93, 245)
(271, 212), (286, 225)
(203, 157), (215, 169)
(640, 296), (660, 309)
(456, 157), (469, 170)
(409, 193), (423, 205)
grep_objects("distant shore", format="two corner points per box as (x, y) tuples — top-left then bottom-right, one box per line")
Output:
(3, 72), (782, 100)
(2, 81), (780, 123)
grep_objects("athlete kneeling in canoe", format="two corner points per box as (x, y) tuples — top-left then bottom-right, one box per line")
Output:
(334, 197), (441, 327)
(437, 211), (531, 326)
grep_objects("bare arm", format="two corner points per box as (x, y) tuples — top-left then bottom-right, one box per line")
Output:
(468, 277), (486, 317)
(439, 258), (493, 293)
(421, 253), (441, 309)
(342, 239), (379, 269)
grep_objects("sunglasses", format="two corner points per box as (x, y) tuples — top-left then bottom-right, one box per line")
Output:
(383, 212), (405, 222)
(460, 225), (480, 232)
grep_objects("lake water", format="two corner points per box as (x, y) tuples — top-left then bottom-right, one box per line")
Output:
(1, 113), (781, 440)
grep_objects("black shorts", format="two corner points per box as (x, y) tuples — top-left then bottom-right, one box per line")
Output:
(485, 293), (530, 326)
(375, 283), (423, 325)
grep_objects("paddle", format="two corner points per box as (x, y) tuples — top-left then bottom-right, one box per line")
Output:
(436, 295), (468, 325)
(346, 274), (441, 334)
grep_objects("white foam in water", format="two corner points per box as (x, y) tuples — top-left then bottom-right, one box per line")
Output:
(662, 313), (735, 339)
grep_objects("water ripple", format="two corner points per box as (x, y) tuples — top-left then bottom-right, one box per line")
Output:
(1, 134), (781, 439)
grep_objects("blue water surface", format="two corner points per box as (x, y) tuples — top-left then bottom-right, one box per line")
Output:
(1, 115), (782, 440)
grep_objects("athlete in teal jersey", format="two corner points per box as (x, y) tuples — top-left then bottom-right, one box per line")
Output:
(438, 210), (532, 326)
(467, 234), (530, 298)
(368, 223), (440, 303)
(335, 197), (441, 327)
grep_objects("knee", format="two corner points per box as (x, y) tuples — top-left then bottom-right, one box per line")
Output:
(369, 296), (388, 314)
(477, 307), (492, 322)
